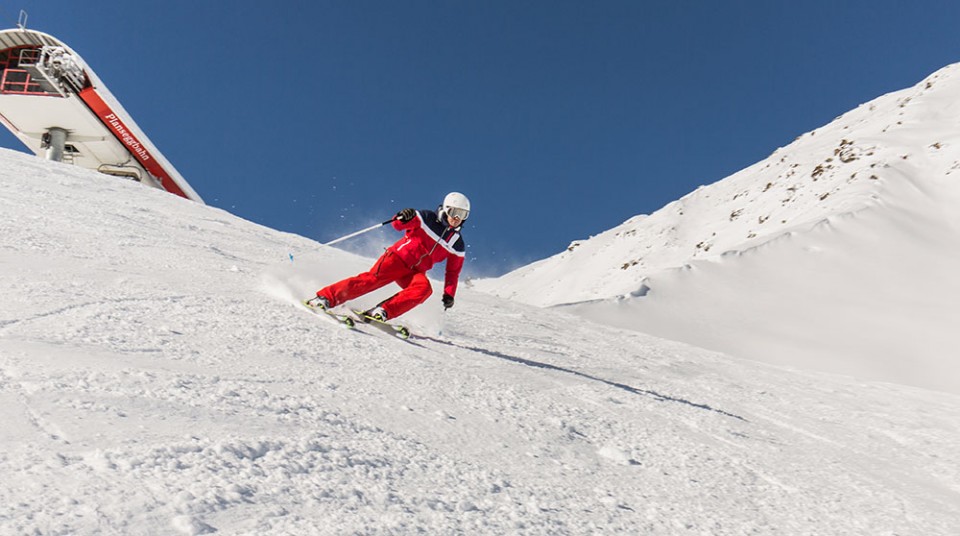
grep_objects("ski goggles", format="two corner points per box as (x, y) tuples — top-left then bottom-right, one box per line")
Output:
(445, 207), (469, 221)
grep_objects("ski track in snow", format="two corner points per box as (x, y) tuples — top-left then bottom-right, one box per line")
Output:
(1, 151), (959, 534)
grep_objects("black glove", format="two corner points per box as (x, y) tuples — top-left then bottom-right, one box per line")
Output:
(396, 208), (416, 222)
(442, 293), (455, 310)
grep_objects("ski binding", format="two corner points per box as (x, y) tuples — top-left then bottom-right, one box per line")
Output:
(352, 310), (411, 339)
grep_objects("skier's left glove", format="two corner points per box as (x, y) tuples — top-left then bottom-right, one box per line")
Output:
(442, 293), (455, 310)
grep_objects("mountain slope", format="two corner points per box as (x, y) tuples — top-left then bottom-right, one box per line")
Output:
(1, 150), (959, 534)
(478, 62), (960, 394)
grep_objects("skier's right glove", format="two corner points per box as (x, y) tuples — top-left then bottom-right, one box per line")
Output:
(442, 293), (455, 310)
(396, 208), (416, 222)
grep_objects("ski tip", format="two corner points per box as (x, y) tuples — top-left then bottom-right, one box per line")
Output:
(302, 299), (356, 328)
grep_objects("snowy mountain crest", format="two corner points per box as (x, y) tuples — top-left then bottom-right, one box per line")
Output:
(476, 62), (960, 395)
(479, 62), (960, 307)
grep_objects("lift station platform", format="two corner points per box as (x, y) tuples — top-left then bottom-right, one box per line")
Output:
(0, 26), (202, 203)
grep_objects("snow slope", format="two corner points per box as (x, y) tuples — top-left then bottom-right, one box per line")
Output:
(478, 62), (960, 394)
(1, 150), (959, 534)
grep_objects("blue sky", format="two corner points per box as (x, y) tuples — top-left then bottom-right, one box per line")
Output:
(3, 1), (960, 276)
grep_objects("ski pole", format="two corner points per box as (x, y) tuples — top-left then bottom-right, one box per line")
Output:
(323, 219), (395, 246)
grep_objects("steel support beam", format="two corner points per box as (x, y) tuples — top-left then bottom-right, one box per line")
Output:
(44, 127), (67, 162)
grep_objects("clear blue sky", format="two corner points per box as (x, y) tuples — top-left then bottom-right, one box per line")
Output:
(3, 1), (960, 276)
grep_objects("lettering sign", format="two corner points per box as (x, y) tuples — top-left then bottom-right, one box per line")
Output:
(78, 87), (188, 199)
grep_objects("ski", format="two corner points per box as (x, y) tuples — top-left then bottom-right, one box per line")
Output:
(351, 310), (411, 340)
(301, 299), (356, 328)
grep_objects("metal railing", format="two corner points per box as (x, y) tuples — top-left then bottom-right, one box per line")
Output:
(13, 46), (87, 96)
(0, 68), (48, 95)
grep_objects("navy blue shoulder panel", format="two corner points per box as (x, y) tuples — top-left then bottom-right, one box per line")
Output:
(420, 209), (466, 253)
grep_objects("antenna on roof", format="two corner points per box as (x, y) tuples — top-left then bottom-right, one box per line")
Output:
(17, 9), (27, 30)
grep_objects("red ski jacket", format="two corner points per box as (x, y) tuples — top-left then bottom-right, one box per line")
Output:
(390, 209), (466, 297)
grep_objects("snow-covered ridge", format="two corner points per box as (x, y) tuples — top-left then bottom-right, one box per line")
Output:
(478, 62), (960, 306)
(476, 62), (960, 394)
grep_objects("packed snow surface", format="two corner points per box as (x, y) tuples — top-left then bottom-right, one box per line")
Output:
(1, 151), (959, 534)
(479, 62), (960, 395)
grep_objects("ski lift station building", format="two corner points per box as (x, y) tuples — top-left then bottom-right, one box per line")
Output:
(0, 26), (202, 202)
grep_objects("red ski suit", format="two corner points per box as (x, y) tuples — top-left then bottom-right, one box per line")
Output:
(317, 210), (465, 319)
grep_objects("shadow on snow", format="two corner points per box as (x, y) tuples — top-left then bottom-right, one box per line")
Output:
(419, 336), (747, 422)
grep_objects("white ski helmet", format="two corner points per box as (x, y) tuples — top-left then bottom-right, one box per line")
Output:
(441, 191), (471, 222)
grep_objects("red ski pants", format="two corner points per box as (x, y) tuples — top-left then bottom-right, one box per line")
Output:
(317, 250), (432, 319)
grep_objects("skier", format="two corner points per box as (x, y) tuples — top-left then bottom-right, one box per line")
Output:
(306, 192), (470, 321)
